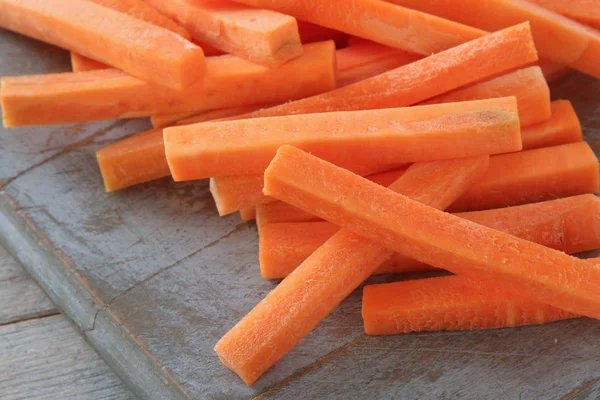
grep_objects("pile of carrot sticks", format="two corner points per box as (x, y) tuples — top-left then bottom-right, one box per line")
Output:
(1, 0), (600, 387)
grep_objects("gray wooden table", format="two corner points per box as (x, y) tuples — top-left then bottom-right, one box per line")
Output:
(2, 27), (600, 399)
(0, 244), (134, 400)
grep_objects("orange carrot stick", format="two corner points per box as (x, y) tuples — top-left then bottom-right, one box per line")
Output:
(165, 97), (522, 181)
(231, 0), (484, 54)
(210, 175), (272, 216)
(69, 0), (192, 72)
(263, 145), (600, 320)
(335, 41), (421, 87)
(71, 54), (110, 73)
(521, 100), (582, 150)
(239, 207), (256, 221)
(257, 126), (587, 225)
(89, 0), (191, 38)
(0, 0), (205, 90)
(237, 23), (537, 119)
(97, 128), (170, 192)
(211, 167), (408, 217)
(1, 41), (336, 127)
(215, 155), (489, 385)
(423, 66), (551, 128)
(537, 58), (571, 82)
(388, 0), (600, 78)
(260, 194), (600, 279)
(151, 106), (264, 129)
(297, 20), (348, 47)
(449, 142), (599, 212)
(143, 0), (303, 67)
(362, 274), (579, 336)
(527, 0), (600, 30)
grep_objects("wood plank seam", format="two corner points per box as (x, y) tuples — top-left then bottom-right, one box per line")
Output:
(1, 119), (129, 188)
(253, 335), (364, 399)
(0, 310), (59, 328)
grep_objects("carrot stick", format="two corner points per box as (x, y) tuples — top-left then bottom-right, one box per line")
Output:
(143, 0), (303, 67)
(297, 20), (348, 47)
(521, 100), (582, 150)
(253, 125), (587, 224)
(527, 0), (600, 30)
(210, 175), (272, 216)
(362, 274), (580, 336)
(537, 59), (571, 82)
(151, 106), (264, 129)
(97, 128), (170, 192)
(237, 23), (538, 119)
(449, 142), (599, 212)
(231, 0), (485, 55)
(71, 54), (110, 73)
(387, 0), (600, 78)
(260, 194), (600, 279)
(69, 0), (192, 73)
(164, 97), (522, 181)
(336, 41), (421, 87)
(88, 0), (191, 38)
(215, 155), (490, 385)
(211, 167), (408, 217)
(0, 0), (205, 90)
(239, 207), (256, 221)
(1, 41), (336, 127)
(423, 66), (551, 128)
(263, 146), (600, 320)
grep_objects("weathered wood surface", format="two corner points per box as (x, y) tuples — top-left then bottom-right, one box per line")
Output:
(0, 315), (134, 400)
(1, 27), (600, 399)
(0, 244), (56, 325)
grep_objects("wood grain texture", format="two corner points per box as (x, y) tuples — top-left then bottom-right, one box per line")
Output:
(0, 244), (56, 325)
(0, 315), (134, 400)
(1, 28), (600, 400)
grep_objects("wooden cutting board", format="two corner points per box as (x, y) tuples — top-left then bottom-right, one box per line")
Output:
(1, 28), (600, 399)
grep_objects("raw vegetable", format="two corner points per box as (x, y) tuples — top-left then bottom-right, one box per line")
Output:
(388, 0), (600, 78)
(0, 0), (205, 89)
(151, 106), (263, 129)
(449, 141), (599, 212)
(362, 274), (579, 335)
(516, 0), (600, 30)
(521, 100), (582, 150)
(164, 97), (522, 181)
(236, 23), (538, 119)
(215, 154), (489, 385)
(143, 0), (303, 67)
(1, 41), (336, 127)
(263, 145), (600, 322)
(230, 0), (484, 55)
(260, 194), (600, 278)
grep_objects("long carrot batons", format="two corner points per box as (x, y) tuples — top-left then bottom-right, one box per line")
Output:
(240, 23), (538, 119)
(215, 155), (490, 385)
(1, 41), (336, 127)
(297, 20), (348, 47)
(88, 0), (191, 38)
(449, 142), (599, 212)
(151, 106), (264, 129)
(71, 53), (110, 72)
(521, 100), (582, 150)
(231, 0), (485, 55)
(97, 128), (170, 192)
(423, 66), (551, 128)
(260, 194), (600, 279)
(212, 168), (408, 217)
(263, 146), (600, 321)
(521, 0), (600, 31)
(251, 125), (587, 223)
(69, 0), (192, 73)
(164, 97), (522, 181)
(143, 0), (303, 67)
(335, 41), (421, 87)
(362, 274), (579, 336)
(388, 0), (600, 78)
(0, 0), (204, 90)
